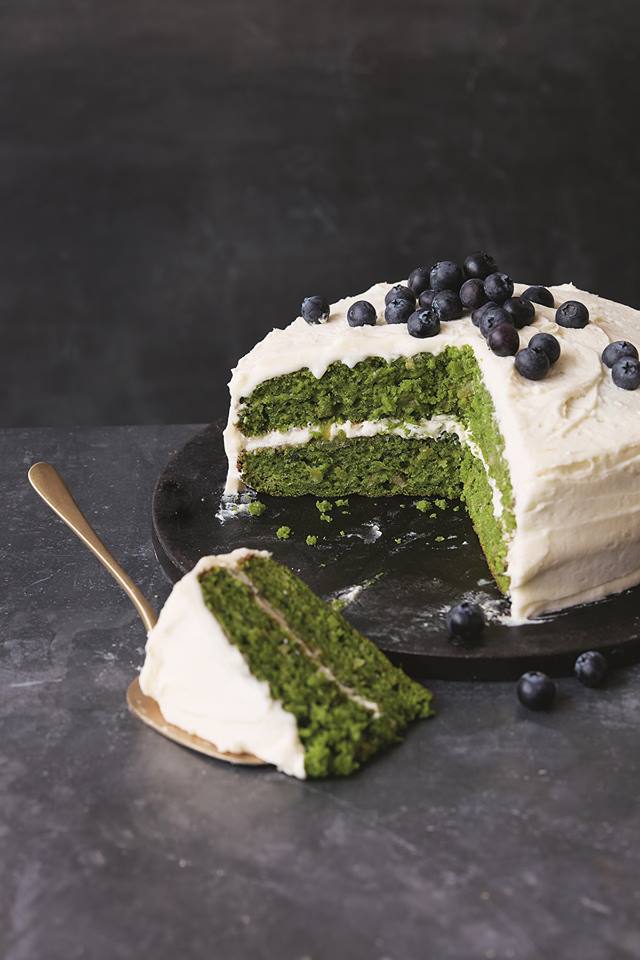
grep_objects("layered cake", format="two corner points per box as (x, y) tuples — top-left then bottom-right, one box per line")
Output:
(139, 549), (432, 778)
(224, 257), (640, 620)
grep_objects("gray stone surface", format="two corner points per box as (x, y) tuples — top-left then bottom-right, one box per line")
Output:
(2, 425), (640, 960)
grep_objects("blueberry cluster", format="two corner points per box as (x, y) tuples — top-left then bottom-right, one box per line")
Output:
(386, 252), (568, 382)
(601, 340), (640, 391)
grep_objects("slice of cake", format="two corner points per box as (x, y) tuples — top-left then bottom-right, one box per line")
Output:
(139, 549), (432, 778)
(223, 277), (640, 621)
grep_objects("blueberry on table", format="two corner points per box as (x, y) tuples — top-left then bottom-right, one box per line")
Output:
(463, 251), (497, 280)
(529, 332), (561, 365)
(574, 651), (608, 688)
(556, 300), (589, 328)
(502, 296), (535, 329)
(517, 671), (556, 710)
(514, 346), (550, 380)
(407, 309), (440, 338)
(430, 260), (464, 292)
(385, 284), (415, 306)
(407, 267), (431, 296)
(431, 289), (463, 322)
(301, 295), (330, 324)
(385, 297), (415, 324)
(488, 323), (519, 357)
(447, 600), (485, 642)
(460, 278), (488, 310)
(612, 357), (640, 390)
(347, 300), (377, 327)
(472, 301), (496, 327)
(484, 272), (514, 304)
(418, 288), (436, 309)
(480, 304), (511, 338)
(602, 340), (639, 368)
(521, 285), (555, 308)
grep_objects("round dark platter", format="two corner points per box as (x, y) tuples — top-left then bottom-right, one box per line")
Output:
(152, 423), (640, 680)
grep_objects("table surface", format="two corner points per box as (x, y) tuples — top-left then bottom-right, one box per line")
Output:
(2, 425), (640, 960)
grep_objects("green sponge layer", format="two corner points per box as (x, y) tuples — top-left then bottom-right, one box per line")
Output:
(198, 557), (432, 778)
(242, 434), (510, 591)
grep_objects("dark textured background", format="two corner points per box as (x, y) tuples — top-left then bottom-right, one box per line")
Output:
(2, 0), (640, 426)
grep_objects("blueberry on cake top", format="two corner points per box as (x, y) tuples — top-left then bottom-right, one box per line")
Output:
(139, 549), (432, 778)
(223, 277), (640, 621)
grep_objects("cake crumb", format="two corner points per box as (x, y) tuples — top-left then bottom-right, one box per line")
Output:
(435, 535), (445, 542)
(319, 513), (333, 523)
(247, 501), (266, 517)
(429, 512), (437, 519)
(315, 499), (333, 513)
(276, 525), (292, 540)
(415, 500), (431, 513)
(335, 498), (349, 507)
(435, 498), (447, 510)
(305, 534), (318, 546)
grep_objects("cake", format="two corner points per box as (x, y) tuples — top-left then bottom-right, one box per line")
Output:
(139, 548), (432, 778)
(223, 271), (640, 621)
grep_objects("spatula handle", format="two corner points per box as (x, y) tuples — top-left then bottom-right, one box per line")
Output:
(28, 462), (157, 632)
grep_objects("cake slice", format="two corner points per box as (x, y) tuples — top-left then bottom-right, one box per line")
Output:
(139, 549), (432, 778)
(224, 280), (640, 620)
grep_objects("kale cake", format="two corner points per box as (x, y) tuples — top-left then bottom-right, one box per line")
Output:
(139, 549), (432, 778)
(224, 264), (640, 621)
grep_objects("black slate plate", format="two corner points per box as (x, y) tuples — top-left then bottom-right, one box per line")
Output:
(152, 423), (640, 679)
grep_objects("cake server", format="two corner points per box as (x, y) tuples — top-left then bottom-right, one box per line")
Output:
(28, 461), (264, 767)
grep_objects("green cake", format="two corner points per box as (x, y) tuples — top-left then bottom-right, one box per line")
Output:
(224, 276), (640, 621)
(139, 548), (432, 778)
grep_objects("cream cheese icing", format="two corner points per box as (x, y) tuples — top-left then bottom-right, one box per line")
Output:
(223, 282), (640, 621)
(139, 549), (307, 778)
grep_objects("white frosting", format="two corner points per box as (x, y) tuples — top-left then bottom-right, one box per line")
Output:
(139, 549), (306, 778)
(223, 282), (640, 620)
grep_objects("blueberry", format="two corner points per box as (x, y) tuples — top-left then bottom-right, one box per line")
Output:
(517, 671), (556, 711)
(418, 288), (436, 309)
(514, 347), (550, 380)
(488, 323), (520, 357)
(463, 251), (497, 280)
(431, 289), (463, 322)
(472, 301), (496, 328)
(612, 357), (640, 390)
(484, 272), (514, 304)
(602, 340), (639, 368)
(385, 298), (414, 324)
(407, 267), (431, 296)
(502, 296), (535, 329)
(479, 304), (511, 339)
(301, 295), (330, 324)
(347, 300), (377, 327)
(430, 260), (464, 292)
(556, 300), (589, 328)
(529, 332), (561, 365)
(574, 651), (608, 688)
(385, 284), (415, 306)
(521, 285), (555, 308)
(407, 309), (440, 338)
(460, 278), (488, 310)
(447, 600), (485, 642)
